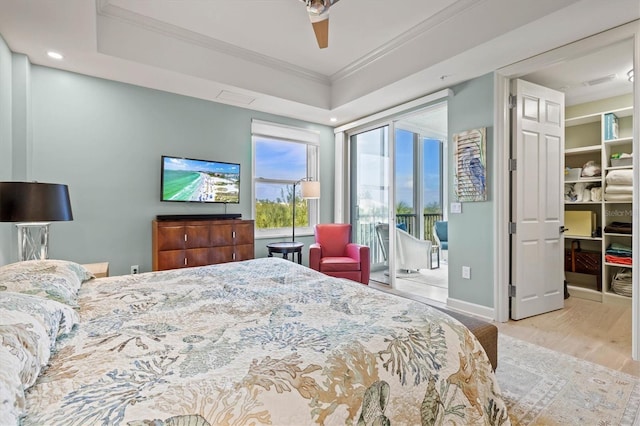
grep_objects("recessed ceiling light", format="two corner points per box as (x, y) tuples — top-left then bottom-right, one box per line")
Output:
(330, 117), (337, 123)
(47, 51), (63, 60)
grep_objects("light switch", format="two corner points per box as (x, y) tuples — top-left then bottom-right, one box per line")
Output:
(462, 266), (471, 279)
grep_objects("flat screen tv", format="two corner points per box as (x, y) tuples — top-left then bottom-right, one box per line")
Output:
(161, 155), (240, 203)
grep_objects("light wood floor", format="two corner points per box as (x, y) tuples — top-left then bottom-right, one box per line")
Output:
(369, 280), (640, 377)
(496, 296), (640, 377)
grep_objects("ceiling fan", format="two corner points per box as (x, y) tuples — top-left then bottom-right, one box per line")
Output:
(300, 0), (341, 49)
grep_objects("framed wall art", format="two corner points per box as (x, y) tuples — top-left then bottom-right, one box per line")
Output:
(454, 127), (487, 202)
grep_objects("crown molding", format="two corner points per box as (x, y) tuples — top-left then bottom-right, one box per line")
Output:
(330, 0), (481, 83)
(97, 0), (331, 86)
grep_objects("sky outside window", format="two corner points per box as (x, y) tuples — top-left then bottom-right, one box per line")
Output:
(423, 138), (442, 209)
(395, 130), (441, 208)
(395, 129), (414, 210)
(255, 138), (306, 200)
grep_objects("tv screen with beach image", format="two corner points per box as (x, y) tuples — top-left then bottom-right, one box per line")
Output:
(161, 156), (240, 203)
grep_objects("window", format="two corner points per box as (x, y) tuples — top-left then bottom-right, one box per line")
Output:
(252, 120), (319, 238)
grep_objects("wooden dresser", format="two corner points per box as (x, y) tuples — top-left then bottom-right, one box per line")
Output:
(152, 218), (254, 271)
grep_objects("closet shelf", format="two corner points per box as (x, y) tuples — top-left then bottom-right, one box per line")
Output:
(604, 261), (633, 267)
(564, 201), (601, 205)
(603, 136), (633, 146)
(564, 178), (601, 184)
(564, 101), (633, 307)
(565, 145), (601, 155)
(605, 165), (633, 171)
(564, 235), (601, 241)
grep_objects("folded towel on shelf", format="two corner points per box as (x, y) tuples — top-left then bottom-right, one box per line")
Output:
(606, 242), (632, 256)
(604, 221), (632, 234)
(604, 193), (633, 201)
(605, 254), (633, 265)
(606, 169), (633, 185)
(606, 248), (632, 257)
(609, 242), (632, 250)
(605, 184), (633, 194)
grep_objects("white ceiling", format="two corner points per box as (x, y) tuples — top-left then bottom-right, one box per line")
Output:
(0, 0), (638, 126)
(523, 38), (635, 106)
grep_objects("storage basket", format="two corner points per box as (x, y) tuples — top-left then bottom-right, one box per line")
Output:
(611, 268), (632, 297)
(564, 240), (602, 291)
(565, 168), (582, 180)
(610, 157), (632, 167)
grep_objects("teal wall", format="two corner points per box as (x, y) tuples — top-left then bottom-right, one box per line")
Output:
(4, 62), (334, 275)
(0, 35), (11, 264)
(447, 73), (495, 308)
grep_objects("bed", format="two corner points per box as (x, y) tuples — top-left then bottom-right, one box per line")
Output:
(1, 257), (509, 425)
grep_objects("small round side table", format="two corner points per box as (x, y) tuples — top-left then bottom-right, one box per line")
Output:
(267, 242), (304, 264)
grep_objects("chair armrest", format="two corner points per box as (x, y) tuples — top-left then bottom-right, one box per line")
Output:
(309, 243), (322, 270)
(345, 243), (366, 261)
(405, 237), (432, 253)
(346, 244), (370, 284)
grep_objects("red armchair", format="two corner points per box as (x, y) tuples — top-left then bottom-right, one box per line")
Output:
(309, 224), (370, 285)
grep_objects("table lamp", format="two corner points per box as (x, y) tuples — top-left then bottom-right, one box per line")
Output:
(0, 181), (73, 261)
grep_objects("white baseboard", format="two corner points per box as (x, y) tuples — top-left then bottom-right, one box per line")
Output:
(446, 297), (495, 322)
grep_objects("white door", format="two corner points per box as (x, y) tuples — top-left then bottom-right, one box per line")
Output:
(511, 79), (565, 320)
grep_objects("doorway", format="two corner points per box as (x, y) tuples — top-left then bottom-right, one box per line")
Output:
(495, 22), (639, 359)
(349, 102), (449, 303)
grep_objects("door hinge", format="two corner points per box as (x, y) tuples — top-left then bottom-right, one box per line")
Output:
(509, 284), (516, 297)
(508, 222), (516, 234)
(508, 158), (517, 171)
(508, 94), (517, 109)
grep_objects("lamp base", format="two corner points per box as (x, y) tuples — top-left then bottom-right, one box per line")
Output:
(16, 222), (51, 261)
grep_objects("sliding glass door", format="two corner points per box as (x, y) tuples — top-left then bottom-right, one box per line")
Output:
(350, 126), (392, 282)
(348, 101), (447, 289)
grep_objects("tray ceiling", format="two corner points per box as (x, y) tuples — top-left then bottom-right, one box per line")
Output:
(0, 0), (637, 125)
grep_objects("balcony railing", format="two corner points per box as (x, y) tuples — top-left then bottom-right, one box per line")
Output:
(358, 212), (444, 265)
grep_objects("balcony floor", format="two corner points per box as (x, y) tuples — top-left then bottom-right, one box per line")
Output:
(369, 262), (448, 306)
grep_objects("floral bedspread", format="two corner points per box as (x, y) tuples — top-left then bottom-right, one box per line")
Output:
(24, 258), (509, 425)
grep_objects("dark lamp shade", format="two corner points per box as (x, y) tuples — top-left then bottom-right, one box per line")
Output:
(0, 182), (73, 222)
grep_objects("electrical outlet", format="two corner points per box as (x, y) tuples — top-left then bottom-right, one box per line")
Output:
(462, 266), (471, 279)
(131, 265), (139, 275)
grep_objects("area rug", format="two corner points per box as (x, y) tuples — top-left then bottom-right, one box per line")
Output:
(496, 334), (640, 425)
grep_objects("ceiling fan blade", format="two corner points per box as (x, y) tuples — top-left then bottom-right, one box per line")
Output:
(303, 0), (339, 48)
(311, 17), (329, 49)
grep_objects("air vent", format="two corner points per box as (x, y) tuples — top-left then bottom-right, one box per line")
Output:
(582, 74), (617, 87)
(216, 90), (255, 105)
